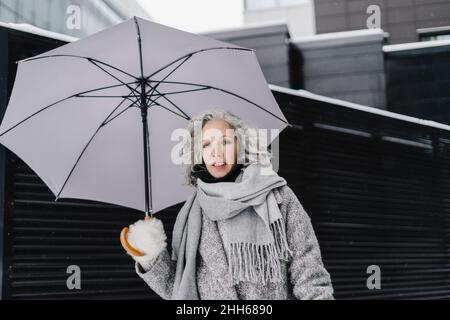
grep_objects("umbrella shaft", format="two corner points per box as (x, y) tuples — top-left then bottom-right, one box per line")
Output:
(140, 80), (152, 217)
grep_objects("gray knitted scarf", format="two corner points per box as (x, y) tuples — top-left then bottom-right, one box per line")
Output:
(171, 163), (293, 300)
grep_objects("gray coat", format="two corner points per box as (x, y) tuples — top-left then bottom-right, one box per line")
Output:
(135, 185), (334, 300)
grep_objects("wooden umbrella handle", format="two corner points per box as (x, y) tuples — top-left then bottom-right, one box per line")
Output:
(120, 216), (152, 257)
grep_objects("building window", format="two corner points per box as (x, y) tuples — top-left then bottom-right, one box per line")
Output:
(244, 0), (308, 11)
(417, 26), (450, 41)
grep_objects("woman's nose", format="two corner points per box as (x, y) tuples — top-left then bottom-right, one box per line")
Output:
(211, 142), (223, 157)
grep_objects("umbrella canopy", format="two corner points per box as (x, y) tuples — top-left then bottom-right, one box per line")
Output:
(0, 16), (290, 215)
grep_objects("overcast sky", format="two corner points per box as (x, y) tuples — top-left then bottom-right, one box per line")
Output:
(136, 0), (244, 33)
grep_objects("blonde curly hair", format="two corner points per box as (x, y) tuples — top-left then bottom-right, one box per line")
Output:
(179, 108), (273, 186)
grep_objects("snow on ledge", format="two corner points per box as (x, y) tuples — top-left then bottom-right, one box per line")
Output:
(290, 28), (385, 44)
(202, 19), (287, 36)
(383, 38), (450, 52)
(269, 84), (450, 132)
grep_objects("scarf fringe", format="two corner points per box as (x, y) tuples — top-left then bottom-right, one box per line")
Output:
(270, 217), (294, 261)
(226, 217), (293, 285)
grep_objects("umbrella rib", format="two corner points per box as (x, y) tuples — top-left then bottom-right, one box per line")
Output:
(134, 39), (251, 117)
(145, 87), (210, 110)
(76, 95), (141, 99)
(55, 85), (140, 200)
(74, 81), (138, 96)
(149, 80), (290, 126)
(145, 72), (208, 120)
(88, 59), (141, 96)
(147, 99), (190, 121)
(145, 87), (189, 120)
(146, 86), (191, 120)
(211, 86), (289, 125)
(21, 54), (138, 80)
(147, 55), (192, 98)
(139, 46), (289, 124)
(148, 87), (209, 97)
(144, 46), (254, 81)
(100, 82), (141, 126)
(102, 100), (140, 126)
(0, 81), (139, 138)
(146, 80), (208, 91)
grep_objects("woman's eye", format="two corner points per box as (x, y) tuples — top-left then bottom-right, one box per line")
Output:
(202, 143), (210, 148)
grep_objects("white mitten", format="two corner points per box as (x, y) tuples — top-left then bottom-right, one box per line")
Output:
(126, 217), (167, 269)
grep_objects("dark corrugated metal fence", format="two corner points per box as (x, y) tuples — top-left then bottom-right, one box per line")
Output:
(3, 153), (180, 299)
(274, 88), (450, 299)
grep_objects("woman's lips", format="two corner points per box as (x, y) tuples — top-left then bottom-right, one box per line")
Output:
(211, 162), (226, 170)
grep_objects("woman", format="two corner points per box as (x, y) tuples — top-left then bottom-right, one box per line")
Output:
(121, 109), (334, 300)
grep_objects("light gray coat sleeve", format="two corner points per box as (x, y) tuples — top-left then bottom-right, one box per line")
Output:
(281, 185), (335, 300)
(134, 248), (175, 300)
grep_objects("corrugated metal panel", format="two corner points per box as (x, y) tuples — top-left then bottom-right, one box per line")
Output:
(273, 88), (450, 299)
(3, 153), (181, 299)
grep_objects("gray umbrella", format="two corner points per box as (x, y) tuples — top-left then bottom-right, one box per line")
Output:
(0, 16), (290, 217)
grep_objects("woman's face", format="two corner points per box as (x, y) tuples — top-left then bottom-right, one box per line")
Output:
(201, 118), (238, 179)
